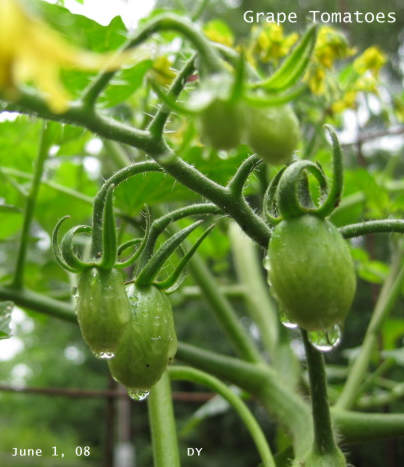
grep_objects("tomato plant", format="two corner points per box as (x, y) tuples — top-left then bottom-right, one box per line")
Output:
(0, 1), (403, 467)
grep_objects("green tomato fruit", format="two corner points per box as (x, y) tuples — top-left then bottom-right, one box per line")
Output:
(76, 268), (131, 358)
(108, 284), (177, 391)
(199, 99), (245, 150)
(246, 105), (300, 165)
(267, 215), (356, 331)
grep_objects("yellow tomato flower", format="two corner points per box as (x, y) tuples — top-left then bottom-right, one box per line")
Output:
(331, 91), (357, 114)
(250, 23), (298, 64)
(0, 0), (148, 112)
(314, 26), (356, 69)
(305, 64), (326, 95)
(354, 46), (387, 77)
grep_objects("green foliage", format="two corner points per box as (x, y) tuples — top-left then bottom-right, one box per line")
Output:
(0, 0), (403, 466)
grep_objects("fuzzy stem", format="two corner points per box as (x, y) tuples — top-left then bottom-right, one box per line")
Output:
(301, 330), (339, 456)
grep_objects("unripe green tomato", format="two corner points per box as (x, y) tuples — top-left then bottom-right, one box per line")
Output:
(199, 99), (245, 150)
(246, 105), (300, 165)
(76, 268), (131, 357)
(108, 284), (177, 391)
(267, 215), (356, 331)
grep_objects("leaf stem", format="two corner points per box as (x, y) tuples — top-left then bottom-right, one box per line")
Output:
(340, 219), (404, 238)
(12, 122), (52, 289)
(169, 365), (275, 467)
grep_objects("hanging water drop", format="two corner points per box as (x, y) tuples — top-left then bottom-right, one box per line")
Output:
(128, 389), (150, 401)
(96, 351), (115, 360)
(308, 324), (341, 352)
(263, 255), (271, 272)
(280, 310), (298, 329)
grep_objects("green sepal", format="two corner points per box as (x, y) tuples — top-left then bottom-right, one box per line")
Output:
(135, 220), (204, 287)
(154, 223), (215, 291)
(253, 24), (317, 92)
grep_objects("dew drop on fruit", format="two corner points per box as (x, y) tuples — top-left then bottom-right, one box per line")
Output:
(263, 255), (271, 272)
(279, 310), (298, 329)
(308, 325), (341, 352)
(93, 351), (115, 360)
(128, 389), (150, 401)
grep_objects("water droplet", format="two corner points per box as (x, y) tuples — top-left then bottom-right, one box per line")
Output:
(93, 351), (115, 360)
(263, 255), (271, 272)
(128, 389), (149, 401)
(308, 325), (341, 352)
(280, 310), (298, 329)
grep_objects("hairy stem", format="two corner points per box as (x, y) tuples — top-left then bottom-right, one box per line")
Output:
(340, 219), (404, 238)
(301, 330), (340, 456)
(82, 13), (223, 106)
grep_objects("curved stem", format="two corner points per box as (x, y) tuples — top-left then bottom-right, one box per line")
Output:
(148, 371), (181, 467)
(90, 161), (161, 258)
(149, 54), (196, 137)
(317, 125), (344, 217)
(141, 203), (221, 268)
(340, 219), (404, 238)
(5, 90), (272, 247)
(176, 342), (313, 458)
(301, 330), (340, 456)
(82, 13), (223, 107)
(228, 154), (262, 197)
(166, 217), (263, 363)
(169, 366), (275, 467)
(12, 122), (52, 289)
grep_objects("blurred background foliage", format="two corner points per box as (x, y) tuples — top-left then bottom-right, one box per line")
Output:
(0, 0), (403, 466)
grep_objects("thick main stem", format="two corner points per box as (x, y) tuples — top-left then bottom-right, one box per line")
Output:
(148, 372), (180, 467)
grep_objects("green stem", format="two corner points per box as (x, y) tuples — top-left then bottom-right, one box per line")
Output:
(340, 219), (404, 238)
(332, 410), (404, 443)
(228, 155), (262, 197)
(229, 222), (278, 353)
(149, 54), (196, 138)
(169, 366), (275, 467)
(82, 13), (223, 107)
(357, 383), (404, 409)
(301, 330), (339, 456)
(148, 372), (180, 467)
(178, 248), (263, 363)
(176, 342), (313, 458)
(90, 161), (161, 258)
(12, 123), (52, 289)
(140, 203), (221, 268)
(0, 286), (75, 323)
(336, 249), (404, 410)
(0, 284), (402, 447)
(5, 91), (271, 247)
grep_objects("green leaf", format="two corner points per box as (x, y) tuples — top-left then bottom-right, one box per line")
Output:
(0, 301), (13, 339)
(382, 319), (404, 350)
(100, 59), (153, 108)
(258, 24), (317, 92)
